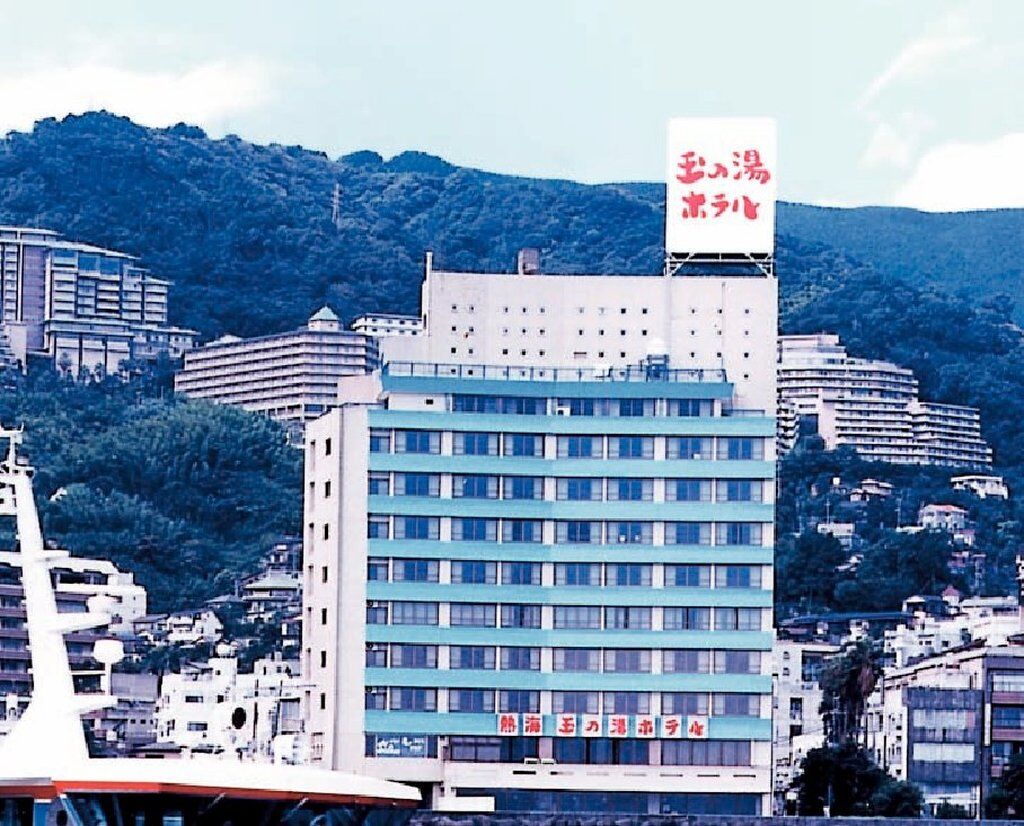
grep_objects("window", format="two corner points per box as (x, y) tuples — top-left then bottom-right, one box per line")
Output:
(552, 691), (600, 714)
(505, 434), (543, 457)
(393, 516), (439, 540)
(666, 437), (712, 459)
(389, 688), (436, 712)
(449, 646), (496, 670)
(367, 558), (388, 581)
(716, 480), (764, 502)
(716, 523), (763, 546)
(604, 607), (652, 630)
(454, 395), (544, 415)
(499, 690), (539, 713)
(556, 521), (602, 544)
(713, 694), (760, 717)
(394, 473), (440, 497)
(603, 692), (650, 714)
(365, 687), (387, 710)
(452, 518), (497, 542)
(607, 479), (653, 501)
(714, 650), (761, 674)
(715, 608), (763, 631)
(606, 564), (652, 587)
(501, 647), (541, 670)
(555, 563), (600, 586)
(503, 476), (543, 500)
(663, 693), (709, 715)
(369, 429), (391, 453)
(665, 564), (711, 587)
(717, 438), (764, 460)
(449, 736), (505, 763)
(616, 399), (653, 417)
(390, 644), (437, 668)
(500, 604), (542, 628)
(501, 562), (540, 585)
(366, 602), (388, 625)
(553, 648), (600, 672)
(667, 479), (712, 502)
(368, 472), (390, 496)
(557, 477), (601, 501)
(453, 474), (499, 499)
(554, 606), (601, 629)
(715, 566), (763, 588)
(608, 436), (653, 459)
(450, 603), (497, 627)
(668, 399), (714, 417)
(394, 430), (440, 454)
(502, 519), (543, 543)
(663, 607), (711, 630)
(367, 515), (390, 539)
(365, 644), (387, 667)
(451, 560), (497, 584)
(603, 649), (651, 673)
(557, 398), (596, 416)
(454, 432), (498, 456)
(662, 740), (751, 767)
(665, 522), (712, 545)
(391, 602), (439, 625)
(390, 558), (438, 583)
(557, 435), (602, 458)
(663, 650), (711, 674)
(607, 522), (653, 545)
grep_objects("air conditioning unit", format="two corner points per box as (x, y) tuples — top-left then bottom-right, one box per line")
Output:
(555, 405), (571, 417)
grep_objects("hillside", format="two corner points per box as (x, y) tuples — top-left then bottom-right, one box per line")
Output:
(2, 112), (1023, 614)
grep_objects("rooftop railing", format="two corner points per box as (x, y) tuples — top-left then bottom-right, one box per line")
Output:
(384, 361), (728, 384)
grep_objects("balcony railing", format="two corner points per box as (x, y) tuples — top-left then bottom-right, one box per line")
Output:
(385, 361), (727, 384)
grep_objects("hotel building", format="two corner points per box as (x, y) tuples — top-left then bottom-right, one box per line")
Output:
(778, 333), (992, 468)
(302, 255), (778, 813)
(174, 307), (380, 440)
(0, 226), (196, 375)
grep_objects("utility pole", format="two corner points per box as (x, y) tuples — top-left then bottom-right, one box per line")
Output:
(331, 183), (342, 230)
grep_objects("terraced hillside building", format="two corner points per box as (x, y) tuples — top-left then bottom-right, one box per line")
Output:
(0, 226), (196, 376)
(778, 333), (992, 468)
(174, 307), (380, 440)
(302, 257), (778, 813)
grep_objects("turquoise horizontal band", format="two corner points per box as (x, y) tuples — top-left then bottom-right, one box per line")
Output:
(364, 710), (772, 740)
(368, 538), (773, 564)
(369, 454), (775, 479)
(368, 495), (773, 522)
(381, 375), (735, 400)
(368, 409), (775, 436)
(367, 582), (771, 607)
(365, 626), (772, 651)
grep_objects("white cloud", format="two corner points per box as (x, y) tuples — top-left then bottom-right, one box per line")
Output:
(0, 61), (271, 135)
(892, 132), (1024, 211)
(857, 8), (978, 110)
(860, 112), (932, 170)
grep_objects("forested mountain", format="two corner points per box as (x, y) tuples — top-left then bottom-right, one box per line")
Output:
(1, 112), (1023, 612)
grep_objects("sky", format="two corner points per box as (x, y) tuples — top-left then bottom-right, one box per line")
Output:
(0, 0), (1021, 210)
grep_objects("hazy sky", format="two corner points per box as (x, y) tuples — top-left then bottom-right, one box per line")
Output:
(1, 0), (1021, 209)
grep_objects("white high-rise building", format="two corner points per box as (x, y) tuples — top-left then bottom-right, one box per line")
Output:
(302, 119), (779, 815)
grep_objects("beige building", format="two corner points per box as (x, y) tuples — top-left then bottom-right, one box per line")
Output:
(0, 226), (196, 376)
(174, 307), (379, 439)
(778, 333), (992, 468)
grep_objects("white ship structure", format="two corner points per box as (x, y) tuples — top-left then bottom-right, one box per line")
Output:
(0, 426), (419, 825)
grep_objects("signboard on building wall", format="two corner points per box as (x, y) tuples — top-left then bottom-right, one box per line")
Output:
(665, 117), (777, 255)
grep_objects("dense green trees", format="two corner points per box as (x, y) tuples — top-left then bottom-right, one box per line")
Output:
(987, 754), (1024, 817)
(0, 367), (299, 610)
(794, 740), (923, 816)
